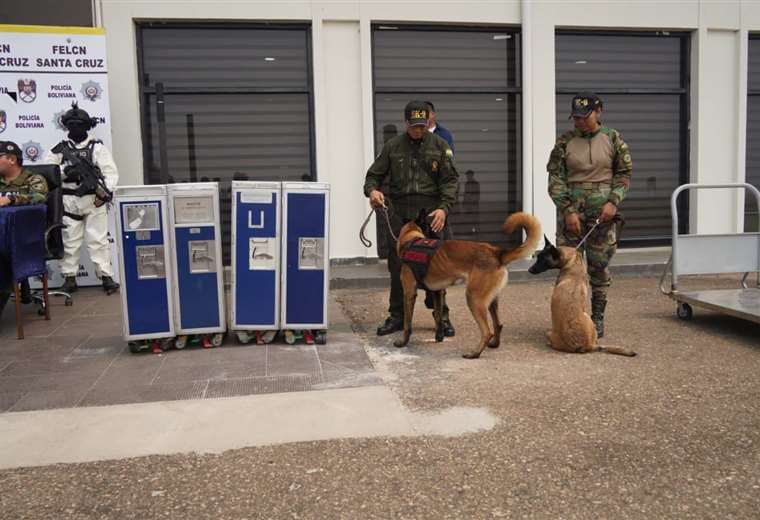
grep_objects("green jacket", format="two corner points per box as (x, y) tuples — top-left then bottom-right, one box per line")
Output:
(0, 168), (48, 205)
(547, 126), (632, 216)
(364, 132), (458, 219)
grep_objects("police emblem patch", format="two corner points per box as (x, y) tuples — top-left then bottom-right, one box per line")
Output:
(22, 141), (43, 162)
(52, 109), (67, 131)
(81, 80), (102, 102)
(18, 79), (37, 103)
(0, 110), (6, 134)
(431, 160), (439, 173)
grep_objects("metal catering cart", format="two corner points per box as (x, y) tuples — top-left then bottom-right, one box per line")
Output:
(660, 183), (760, 323)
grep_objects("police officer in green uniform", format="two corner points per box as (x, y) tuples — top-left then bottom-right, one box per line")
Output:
(0, 140), (49, 318)
(364, 101), (459, 336)
(547, 92), (632, 338)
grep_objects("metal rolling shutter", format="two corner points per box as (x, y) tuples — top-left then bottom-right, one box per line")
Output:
(746, 36), (760, 231)
(372, 27), (522, 257)
(138, 25), (314, 264)
(555, 32), (689, 245)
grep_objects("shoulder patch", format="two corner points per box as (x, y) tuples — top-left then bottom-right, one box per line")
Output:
(445, 149), (454, 158)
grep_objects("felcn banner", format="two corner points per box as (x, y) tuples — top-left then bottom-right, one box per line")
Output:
(0, 24), (119, 287)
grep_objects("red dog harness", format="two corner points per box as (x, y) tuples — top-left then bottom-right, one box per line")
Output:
(400, 238), (442, 290)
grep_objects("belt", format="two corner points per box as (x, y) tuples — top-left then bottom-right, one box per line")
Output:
(568, 181), (611, 189)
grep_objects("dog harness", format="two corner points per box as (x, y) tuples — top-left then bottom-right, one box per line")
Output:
(400, 237), (443, 290)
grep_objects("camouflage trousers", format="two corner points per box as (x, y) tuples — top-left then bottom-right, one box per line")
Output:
(556, 185), (618, 300)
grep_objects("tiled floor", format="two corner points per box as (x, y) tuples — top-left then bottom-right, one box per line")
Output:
(0, 287), (379, 413)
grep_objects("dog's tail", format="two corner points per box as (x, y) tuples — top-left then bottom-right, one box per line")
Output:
(499, 212), (542, 266)
(597, 345), (637, 357)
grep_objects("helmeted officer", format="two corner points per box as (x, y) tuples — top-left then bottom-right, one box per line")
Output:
(364, 100), (459, 337)
(547, 92), (633, 337)
(44, 102), (119, 294)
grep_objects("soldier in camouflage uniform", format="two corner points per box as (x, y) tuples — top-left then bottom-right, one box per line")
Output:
(364, 100), (459, 337)
(547, 93), (632, 338)
(0, 140), (49, 318)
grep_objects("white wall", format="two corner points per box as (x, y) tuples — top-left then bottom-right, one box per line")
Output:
(99, 0), (760, 260)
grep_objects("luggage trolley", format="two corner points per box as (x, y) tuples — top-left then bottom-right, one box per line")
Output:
(281, 182), (330, 345)
(167, 183), (226, 349)
(114, 185), (176, 353)
(661, 183), (760, 323)
(230, 181), (281, 345)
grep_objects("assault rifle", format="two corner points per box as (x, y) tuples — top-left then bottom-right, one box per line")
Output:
(52, 142), (113, 204)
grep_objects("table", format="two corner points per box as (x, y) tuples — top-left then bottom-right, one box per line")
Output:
(0, 204), (47, 291)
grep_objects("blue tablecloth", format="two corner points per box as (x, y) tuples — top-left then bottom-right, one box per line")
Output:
(0, 205), (47, 290)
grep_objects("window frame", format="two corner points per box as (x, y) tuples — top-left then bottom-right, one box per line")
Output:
(555, 29), (691, 246)
(135, 21), (317, 185)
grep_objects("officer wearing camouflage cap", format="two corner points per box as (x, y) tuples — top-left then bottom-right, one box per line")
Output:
(0, 140), (49, 318)
(364, 100), (459, 337)
(547, 92), (633, 338)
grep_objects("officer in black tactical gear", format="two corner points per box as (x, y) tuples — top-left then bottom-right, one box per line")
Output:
(44, 102), (120, 295)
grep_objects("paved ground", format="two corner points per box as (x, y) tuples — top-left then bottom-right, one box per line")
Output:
(0, 289), (377, 412)
(2, 272), (760, 518)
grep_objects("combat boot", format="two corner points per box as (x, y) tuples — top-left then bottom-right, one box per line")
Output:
(376, 316), (403, 336)
(61, 276), (78, 294)
(591, 293), (607, 338)
(101, 276), (120, 295)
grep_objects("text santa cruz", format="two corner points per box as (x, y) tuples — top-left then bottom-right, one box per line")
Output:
(36, 45), (103, 68)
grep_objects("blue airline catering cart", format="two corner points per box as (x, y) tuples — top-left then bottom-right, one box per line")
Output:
(230, 181), (281, 344)
(114, 185), (176, 353)
(167, 183), (226, 349)
(281, 182), (330, 344)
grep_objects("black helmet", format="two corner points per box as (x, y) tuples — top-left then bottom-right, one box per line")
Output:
(61, 101), (98, 130)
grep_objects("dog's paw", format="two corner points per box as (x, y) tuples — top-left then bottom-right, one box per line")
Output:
(393, 339), (408, 348)
(462, 352), (481, 359)
(435, 330), (444, 343)
(487, 336), (500, 349)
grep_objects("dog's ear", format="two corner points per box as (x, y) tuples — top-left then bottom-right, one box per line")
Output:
(543, 234), (555, 249)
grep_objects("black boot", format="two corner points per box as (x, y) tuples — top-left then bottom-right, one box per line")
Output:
(102, 276), (120, 295)
(591, 293), (607, 338)
(20, 280), (32, 304)
(0, 291), (9, 317)
(441, 319), (455, 337)
(376, 316), (403, 336)
(61, 276), (78, 294)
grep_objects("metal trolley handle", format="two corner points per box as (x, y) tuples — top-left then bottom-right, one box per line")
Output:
(666, 183), (760, 293)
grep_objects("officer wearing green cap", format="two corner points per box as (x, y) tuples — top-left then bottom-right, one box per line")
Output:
(364, 100), (459, 337)
(547, 92), (633, 338)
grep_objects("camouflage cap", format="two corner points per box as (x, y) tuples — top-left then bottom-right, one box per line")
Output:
(404, 100), (430, 127)
(570, 92), (602, 118)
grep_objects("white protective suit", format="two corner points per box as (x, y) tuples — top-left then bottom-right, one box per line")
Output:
(43, 136), (119, 278)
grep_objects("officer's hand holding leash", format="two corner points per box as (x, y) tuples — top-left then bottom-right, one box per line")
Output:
(369, 189), (385, 209)
(565, 212), (582, 236)
(598, 201), (617, 223)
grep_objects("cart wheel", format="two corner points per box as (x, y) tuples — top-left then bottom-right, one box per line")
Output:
(160, 338), (174, 351)
(284, 330), (296, 345)
(128, 341), (144, 354)
(314, 331), (327, 345)
(175, 335), (188, 349)
(37, 307), (46, 316)
(677, 303), (693, 320)
(262, 330), (277, 344)
(211, 333), (224, 347)
(237, 331), (251, 345)
(64, 297), (73, 307)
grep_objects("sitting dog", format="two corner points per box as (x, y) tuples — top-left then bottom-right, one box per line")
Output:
(528, 239), (636, 357)
(394, 211), (541, 359)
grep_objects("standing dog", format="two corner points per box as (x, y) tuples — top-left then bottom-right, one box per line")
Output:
(394, 211), (541, 359)
(528, 240), (636, 357)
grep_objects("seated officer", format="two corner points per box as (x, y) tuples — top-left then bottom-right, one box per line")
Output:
(0, 140), (49, 318)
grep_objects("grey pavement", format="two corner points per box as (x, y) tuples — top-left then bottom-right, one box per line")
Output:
(2, 258), (760, 518)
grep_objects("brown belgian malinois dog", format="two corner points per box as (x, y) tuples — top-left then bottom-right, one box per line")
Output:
(528, 240), (636, 357)
(394, 211), (542, 359)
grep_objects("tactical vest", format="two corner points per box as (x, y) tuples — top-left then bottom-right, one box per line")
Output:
(54, 139), (101, 195)
(400, 237), (443, 290)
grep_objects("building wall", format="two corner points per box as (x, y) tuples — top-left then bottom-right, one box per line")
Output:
(99, 0), (760, 259)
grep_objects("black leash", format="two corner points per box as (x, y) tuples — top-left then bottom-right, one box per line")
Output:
(359, 205), (398, 248)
